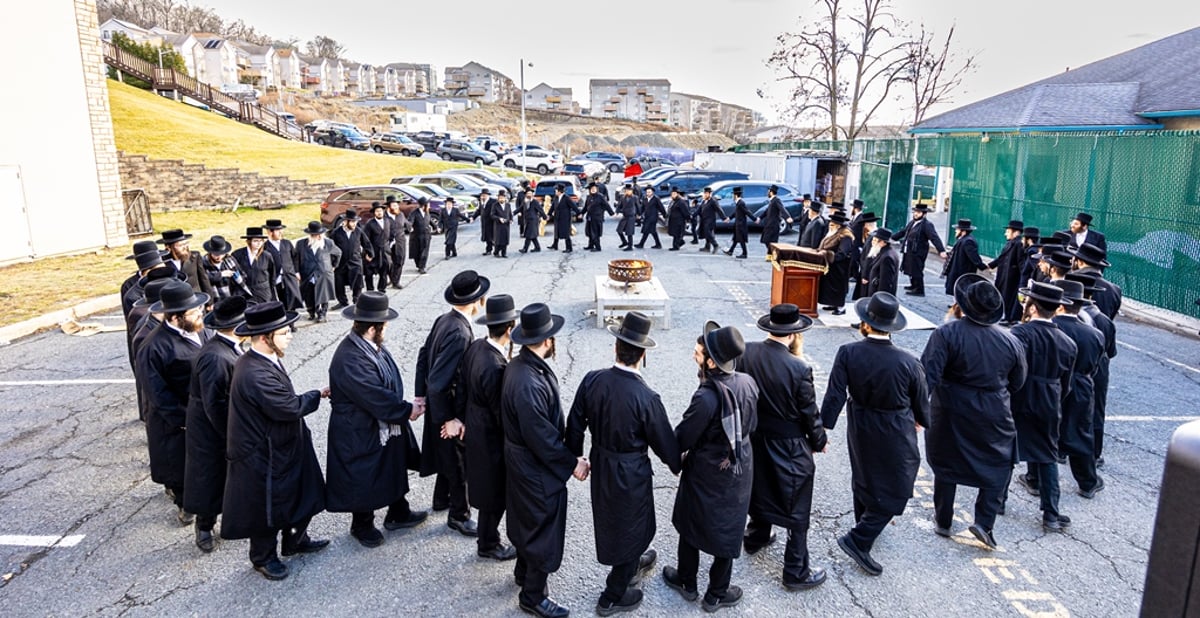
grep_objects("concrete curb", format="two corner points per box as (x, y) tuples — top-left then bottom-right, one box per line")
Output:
(0, 294), (123, 346)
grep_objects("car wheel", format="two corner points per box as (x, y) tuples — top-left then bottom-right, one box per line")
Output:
(315, 138), (327, 146)
(537, 164), (548, 174)
(504, 159), (516, 168)
(608, 163), (621, 173)
(373, 145), (384, 153)
(474, 157), (483, 164)
(780, 219), (791, 235)
(441, 153), (452, 161)
(400, 149), (410, 157)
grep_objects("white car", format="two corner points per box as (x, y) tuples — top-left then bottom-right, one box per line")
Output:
(502, 149), (564, 174)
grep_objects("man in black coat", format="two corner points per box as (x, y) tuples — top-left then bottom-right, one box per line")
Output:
(1018, 226), (1042, 289)
(409, 198), (433, 274)
(667, 187), (691, 251)
(987, 220), (1025, 325)
(943, 219), (986, 295)
(222, 302), (330, 581)
(121, 240), (164, 319)
(922, 274), (1026, 549)
(232, 227), (280, 305)
(490, 190), (514, 258)
(759, 186), (794, 248)
(852, 213), (880, 300)
(463, 295), (521, 562)
(124, 249), (168, 369)
(329, 212), (373, 308)
(1065, 211), (1107, 252)
(737, 305), (828, 590)
(567, 312), (682, 615)
(615, 184), (639, 250)
(264, 219), (303, 309)
(891, 203), (946, 296)
(547, 185), (579, 253)
(1046, 280), (1106, 499)
(821, 292), (929, 575)
(1071, 243), (1122, 321)
(361, 204), (393, 292)
(327, 292), (429, 548)
(1068, 271), (1118, 468)
(866, 228), (900, 296)
(479, 188), (497, 255)
(847, 199), (866, 278)
(442, 197), (472, 258)
(634, 185), (669, 249)
(183, 296), (245, 553)
(723, 187), (756, 259)
(159, 228), (215, 300)
(664, 322), (758, 613)
(697, 187), (728, 254)
(798, 202), (827, 249)
(501, 303), (585, 618)
(135, 279), (211, 525)
(386, 196), (411, 288)
(519, 193), (548, 254)
(130, 277), (173, 423)
(414, 270), (488, 538)
(583, 183), (614, 251)
(295, 222), (341, 322)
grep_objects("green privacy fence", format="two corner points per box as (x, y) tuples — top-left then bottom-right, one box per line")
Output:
(738, 131), (1200, 317)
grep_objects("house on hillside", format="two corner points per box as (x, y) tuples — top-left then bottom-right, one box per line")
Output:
(387, 62), (431, 96)
(376, 66), (397, 96)
(526, 83), (573, 111)
(443, 61), (518, 104)
(590, 79), (671, 122)
(298, 55), (329, 94)
(327, 59), (348, 95)
(148, 27), (200, 77)
(193, 35), (240, 88)
(233, 41), (278, 90)
(911, 26), (1200, 134)
(344, 62), (376, 96)
(98, 18), (161, 45)
(274, 48), (302, 89)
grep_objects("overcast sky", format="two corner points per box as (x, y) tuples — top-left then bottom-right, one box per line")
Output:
(194, 0), (1200, 125)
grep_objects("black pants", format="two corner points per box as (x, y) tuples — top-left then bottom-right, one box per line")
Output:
(933, 478), (1003, 531)
(412, 239), (430, 270)
(1094, 360), (1110, 459)
(334, 265), (363, 305)
(701, 226), (718, 251)
(601, 558), (638, 604)
(389, 243), (406, 286)
(477, 508), (503, 551)
(676, 537), (732, 599)
(365, 258), (389, 291)
(908, 266), (926, 293)
(728, 236), (747, 256)
(1023, 462), (1061, 518)
(248, 516), (312, 566)
(690, 216), (700, 242)
(166, 484), (184, 508)
(351, 495), (414, 532)
(849, 495), (893, 552)
(672, 231), (686, 249)
(299, 281), (327, 318)
(195, 513), (217, 533)
(517, 557), (550, 607)
(445, 240), (458, 258)
(483, 238), (493, 254)
(431, 440), (470, 522)
(586, 220), (602, 249)
(746, 513), (811, 580)
(1068, 455), (1099, 492)
(521, 237), (541, 252)
(636, 226), (661, 248)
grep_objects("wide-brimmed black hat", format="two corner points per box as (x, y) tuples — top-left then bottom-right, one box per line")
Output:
(860, 212), (880, 224)
(587, 182), (599, 189)
(954, 273), (1003, 325)
(1074, 243), (1110, 268)
(1042, 250), (1074, 271)
(203, 235), (233, 255)
(623, 184), (633, 191)
(1022, 226), (1041, 239)
(133, 278), (173, 309)
(954, 219), (976, 231)
(479, 188), (491, 196)
(263, 219), (287, 230)
(873, 227), (894, 242)
(134, 249), (165, 271)
(371, 201), (387, 212)
(149, 279), (209, 314)
(807, 201), (822, 212)
(670, 186), (682, 194)
(385, 195), (398, 204)
(343, 290), (400, 322)
(756, 304), (812, 336)
(136, 263), (186, 288)
(1052, 230), (1072, 243)
(913, 203), (931, 212)
(702, 321), (745, 374)
(1051, 279), (1091, 306)
(241, 227), (267, 239)
(1074, 212), (1094, 226)
(802, 193), (811, 200)
(732, 186), (743, 197)
(830, 201), (846, 211)
(511, 303), (565, 345)
(769, 185), (780, 194)
(852, 199), (864, 208)
(1038, 236), (1065, 248)
(854, 292), (908, 333)
(1005, 220), (1024, 231)
(125, 240), (164, 260)
(234, 301), (300, 337)
(417, 196), (429, 206)
(476, 294), (520, 325)
(444, 270), (490, 305)
(157, 229), (192, 245)
(1019, 281), (1066, 306)
(643, 185), (654, 192)
(609, 311), (658, 349)
(1065, 271), (1102, 295)
(303, 221), (327, 235)
(204, 295), (248, 330)
(343, 209), (360, 220)
(828, 212), (849, 225)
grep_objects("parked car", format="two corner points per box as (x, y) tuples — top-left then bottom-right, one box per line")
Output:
(471, 136), (508, 156)
(694, 180), (805, 233)
(409, 130), (444, 150)
(502, 149), (564, 174)
(631, 166), (679, 187)
(370, 132), (425, 157)
(320, 184), (441, 228)
(533, 175), (584, 206)
(444, 168), (522, 193)
(652, 170), (750, 198)
(312, 126), (371, 150)
(579, 151), (627, 173)
(564, 160), (610, 186)
(391, 174), (498, 210)
(436, 140), (498, 165)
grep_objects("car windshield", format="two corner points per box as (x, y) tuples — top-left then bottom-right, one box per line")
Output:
(412, 184), (450, 197)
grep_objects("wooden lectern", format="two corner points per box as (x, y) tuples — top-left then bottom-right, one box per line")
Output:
(767, 243), (828, 317)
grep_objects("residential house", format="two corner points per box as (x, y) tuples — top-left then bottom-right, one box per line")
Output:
(748, 125), (799, 143)
(298, 54), (329, 94)
(386, 62), (431, 96)
(274, 48), (302, 90)
(443, 61), (518, 104)
(345, 61), (364, 96)
(526, 83), (573, 111)
(193, 35), (240, 88)
(233, 41), (278, 90)
(590, 79), (671, 122)
(98, 17), (161, 45)
(148, 27), (200, 77)
(376, 65), (398, 96)
(719, 102), (757, 139)
(327, 59), (348, 94)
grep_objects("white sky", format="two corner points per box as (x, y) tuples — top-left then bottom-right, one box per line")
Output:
(193, 0), (1200, 125)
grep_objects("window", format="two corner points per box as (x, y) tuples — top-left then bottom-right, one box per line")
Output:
(745, 185), (770, 199)
(714, 188), (732, 200)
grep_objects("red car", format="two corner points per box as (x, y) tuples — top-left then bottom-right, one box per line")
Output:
(319, 184), (445, 229)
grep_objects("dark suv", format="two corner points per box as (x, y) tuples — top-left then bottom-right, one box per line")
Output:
(409, 131), (445, 150)
(651, 170), (749, 198)
(436, 140), (498, 165)
(580, 151), (627, 173)
(313, 127), (371, 150)
(700, 180), (804, 233)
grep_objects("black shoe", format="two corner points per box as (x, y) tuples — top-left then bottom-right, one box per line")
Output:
(691, 240), (699, 244)
(634, 244), (644, 249)
(850, 322), (861, 329)
(333, 302), (348, 309)
(934, 524), (952, 538)
(1096, 456), (1105, 469)
(478, 544), (518, 561)
(969, 523), (997, 550)
(1016, 473), (1040, 496)
(281, 536), (330, 556)
(1078, 476), (1105, 499)
(448, 517), (479, 537)
(701, 585), (743, 613)
(532, 248), (541, 253)
(1042, 515), (1069, 533)
(623, 247), (632, 251)
(628, 548), (657, 585)
(351, 526), (385, 548)
(653, 245), (662, 249)
(176, 507), (194, 526)
(662, 566), (699, 602)
(723, 249), (733, 255)
(830, 308), (846, 316)
(519, 597), (569, 618)
(418, 268), (426, 274)
(597, 589), (643, 616)
(548, 245), (558, 250)
(783, 566), (828, 589)
(307, 312), (316, 321)
(668, 247), (680, 251)
(384, 509), (429, 530)
(903, 285), (915, 291)
(736, 254), (747, 259)
(254, 558), (289, 581)
(519, 249), (528, 254)
(431, 500), (449, 512)
(838, 534), (882, 576)
(316, 314), (327, 323)
(195, 527), (214, 553)
(743, 531), (777, 555)
(905, 290), (925, 297)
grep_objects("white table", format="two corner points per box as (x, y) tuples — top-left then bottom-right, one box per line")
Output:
(594, 276), (671, 329)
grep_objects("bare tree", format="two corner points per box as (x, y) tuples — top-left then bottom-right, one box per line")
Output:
(305, 36), (345, 60)
(907, 23), (977, 126)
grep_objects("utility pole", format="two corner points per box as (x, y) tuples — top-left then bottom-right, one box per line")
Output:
(520, 59), (530, 177)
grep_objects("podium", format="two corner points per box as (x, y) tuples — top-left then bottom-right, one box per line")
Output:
(768, 243), (827, 317)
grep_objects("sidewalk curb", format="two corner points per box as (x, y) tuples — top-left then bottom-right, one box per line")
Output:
(0, 294), (123, 346)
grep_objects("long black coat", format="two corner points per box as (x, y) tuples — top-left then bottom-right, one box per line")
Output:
(760, 197), (789, 245)
(1052, 315), (1105, 458)
(463, 338), (508, 512)
(502, 347), (577, 573)
(479, 198), (497, 244)
(136, 323), (210, 489)
(892, 217), (945, 277)
(172, 252), (215, 298)
(922, 319), (1026, 488)
(943, 234), (985, 295)
(988, 238), (1023, 313)
(331, 225), (373, 269)
(362, 217), (392, 274)
(853, 248), (875, 300)
(1082, 304), (1117, 450)
(265, 239), (303, 311)
(641, 196), (668, 232)
(799, 215), (828, 249)
(295, 237), (341, 308)
(1066, 228), (1107, 252)
(867, 244), (900, 296)
(326, 333), (416, 512)
(617, 195), (639, 237)
(731, 199), (754, 243)
(673, 372), (759, 559)
(548, 195), (579, 240)
(821, 337), (929, 515)
(183, 335), (240, 517)
(817, 232), (854, 307)
(521, 199), (547, 239)
(442, 207), (471, 248)
(222, 351), (324, 539)
(736, 341), (826, 528)
(414, 310), (472, 477)
(668, 197), (690, 238)
(585, 193), (614, 240)
(120, 271), (141, 320)
(409, 209), (432, 265)
(231, 247), (278, 304)
(1019, 245), (1040, 289)
(1009, 320), (1076, 463)
(1077, 266), (1122, 320)
(491, 200), (514, 247)
(698, 198), (725, 235)
(566, 368), (681, 565)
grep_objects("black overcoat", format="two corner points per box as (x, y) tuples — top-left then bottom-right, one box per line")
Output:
(120, 272), (140, 320)
(136, 323), (210, 489)
(566, 368), (681, 565)
(221, 351), (324, 539)
(442, 207), (471, 247)
(922, 319), (1026, 488)
(502, 347), (577, 573)
(617, 195), (639, 237)
(892, 217), (945, 277)
(479, 198), (497, 244)
(1077, 266), (1122, 320)
(759, 197), (789, 245)
(821, 337), (929, 515)
(491, 200), (514, 247)
(1082, 304), (1117, 451)
(463, 338), (508, 512)
(641, 196), (668, 232)
(943, 234), (985, 294)
(362, 217), (392, 274)
(672, 372), (759, 559)
(1066, 228), (1107, 252)
(1019, 246), (1040, 289)
(853, 248), (875, 300)
(731, 199), (754, 243)
(265, 238), (303, 311)
(988, 238), (1022, 310)
(409, 209), (432, 264)
(183, 335), (239, 517)
(295, 237), (341, 308)
(799, 215), (828, 249)
(173, 252), (215, 298)
(1009, 320), (1076, 463)
(131, 314), (160, 422)
(698, 198), (724, 236)
(817, 232), (854, 307)
(548, 195), (578, 240)
(522, 200), (547, 239)
(585, 194), (614, 240)
(331, 225), (373, 269)
(1052, 315), (1105, 458)
(668, 197), (690, 238)
(414, 310), (472, 477)
(867, 244), (900, 296)
(231, 248), (278, 304)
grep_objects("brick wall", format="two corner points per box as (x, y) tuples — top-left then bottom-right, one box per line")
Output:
(117, 152), (336, 211)
(74, 0), (127, 247)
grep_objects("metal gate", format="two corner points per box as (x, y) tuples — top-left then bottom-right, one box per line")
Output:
(123, 189), (153, 237)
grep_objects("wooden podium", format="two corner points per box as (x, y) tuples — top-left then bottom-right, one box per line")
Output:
(767, 243), (827, 317)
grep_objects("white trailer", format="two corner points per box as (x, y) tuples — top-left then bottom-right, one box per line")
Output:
(692, 151), (846, 198)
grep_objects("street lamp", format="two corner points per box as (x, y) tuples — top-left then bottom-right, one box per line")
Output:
(520, 59), (532, 177)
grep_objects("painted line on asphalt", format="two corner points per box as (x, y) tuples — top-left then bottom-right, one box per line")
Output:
(1116, 341), (1200, 375)
(1106, 415), (1200, 422)
(0, 534), (85, 548)
(0, 379), (135, 386)
(709, 280), (770, 284)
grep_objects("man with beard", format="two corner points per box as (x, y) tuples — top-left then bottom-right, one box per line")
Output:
(386, 196), (411, 288)
(943, 219), (986, 295)
(987, 220), (1025, 326)
(361, 204), (393, 292)
(737, 305), (827, 590)
(615, 184), (639, 250)
(1067, 271), (1118, 468)
(922, 274), (1026, 549)
(327, 292), (429, 548)
(295, 222), (341, 322)
(519, 191), (548, 254)
(891, 203), (946, 297)
(697, 187), (728, 254)
(866, 228), (900, 296)
(232, 227), (279, 304)
(1018, 226), (1042, 288)
(584, 182), (614, 251)
(501, 303), (586, 618)
(798, 202), (827, 250)
(821, 292), (928, 575)
(667, 187), (691, 251)
(1064, 212), (1106, 252)
(409, 197), (433, 274)
(263, 219), (303, 309)
(723, 187), (755, 259)
(663, 322), (758, 613)
(634, 185), (668, 250)
(124, 249), (169, 367)
(442, 197), (472, 259)
(136, 279), (211, 524)
(183, 295), (246, 553)
(1071, 243), (1122, 321)
(330, 211), (373, 307)
(490, 190), (514, 258)
(817, 213), (854, 316)
(758, 185), (794, 249)
(159, 229), (215, 298)
(223, 301), (330, 580)
(200, 235), (243, 301)
(852, 213), (880, 300)
(848, 200), (866, 280)
(547, 185), (580, 253)
(463, 295), (521, 562)
(479, 188), (497, 256)
(414, 270), (489, 538)
(567, 312), (682, 615)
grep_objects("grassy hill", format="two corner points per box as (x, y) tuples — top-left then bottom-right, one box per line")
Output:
(109, 79), (452, 185)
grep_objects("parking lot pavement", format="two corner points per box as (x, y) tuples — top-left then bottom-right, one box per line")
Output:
(0, 219), (1190, 616)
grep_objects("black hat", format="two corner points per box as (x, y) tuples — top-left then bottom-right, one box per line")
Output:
(953, 273), (1003, 325)
(554, 184), (566, 193)
(807, 201), (822, 212)
(702, 186), (712, 193)
(756, 304), (813, 336)
(149, 279), (209, 314)
(854, 292), (908, 333)
(125, 240), (164, 260)
(1051, 279), (1091, 306)
(670, 186), (682, 194)
(133, 278), (173, 309)
(802, 193), (811, 200)
(235, 301), (300, 337)
(134, 249), (165, 271)
(241, 227), (267, 239)
(954, 219), (976, 231)
(1074, 212), (1094, 226)
(860, 211), (879, 224)
(498, 189), (508, 197)
(913, 203), (931, 212)
(444, 270), (490, 305)
(204, 295), (248, 330)
(1019, 281), (1066, 306)
(1052, 230), (1072, 243)
(587, 182), (598, 189)
(624, 184), (633, 191)
(702, 321), (745, 374)
(768, 185), (779, 194)
(479, 188), (491, 196)
(445, 196), (456, 204)
(609, 311), (658, 349)
(417, 196), (429, 206)
(343, 290), (400, 321)
(1064, 271), (1102, 296)
(385, 195), (397, 204)
(343, 209), (360, 220)
(852, 199), (864, 208)
(1042, 250), (1074, 271)
(831, 201), (845, 211)
(732, 186), (743, 197)
(1005, 220), (1024, 231)
(511, 302), (565, 345)
(476, 294), (520, 325)
(303, 221), (327, 235)
(1039, 235), (1065, 247)
(1073, 243), (1110, 268)
(203, 235), (233, 255)
(873, 227), (894, 241)
(1022, 226), (1041, 239)
(137, 263), (186, 288)
(371, 201), (387, 212)
(829, 212), (849, 225)
(157, 229), (192, 245)
(264, 219), (287, 230)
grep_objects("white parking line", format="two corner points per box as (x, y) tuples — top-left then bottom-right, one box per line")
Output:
(1106, 416), (1200, 422)
(1116, 341), (1200, 375)
(0, 379), (134, 386)
(0, 534), (85, 548)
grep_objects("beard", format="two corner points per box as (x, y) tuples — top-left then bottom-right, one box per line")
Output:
(371, 327), (385, 347)
(179, 315), (204, 333)
(788, 334), (804, 356)
(172, 246), (190, 261)
(267, 333), (286, 358)
(867, 244), (882, 258)
(544, 337), (556, 361)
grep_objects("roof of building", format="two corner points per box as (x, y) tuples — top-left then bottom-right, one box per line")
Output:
(103, 18), (155, 36)
(591, 78), (671, 87)
(233, 41), (274, 56)
(912, 26), (1200, 133)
